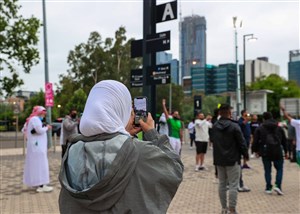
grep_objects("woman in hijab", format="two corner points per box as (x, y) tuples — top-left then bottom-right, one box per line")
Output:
(23, 106), (53, 193)
(59, 80), (183, 214)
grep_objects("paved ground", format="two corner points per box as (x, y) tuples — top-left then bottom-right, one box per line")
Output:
(0, 135), (299, 214)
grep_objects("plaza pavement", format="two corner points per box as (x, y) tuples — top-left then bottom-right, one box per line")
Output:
(0, 135), (299, 214)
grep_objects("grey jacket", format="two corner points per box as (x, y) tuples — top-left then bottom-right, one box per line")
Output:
(62, 115), (78, 145)
(58, 129), (183, 214)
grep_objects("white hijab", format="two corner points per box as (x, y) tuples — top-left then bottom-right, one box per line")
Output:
(80, 80), (132, 136)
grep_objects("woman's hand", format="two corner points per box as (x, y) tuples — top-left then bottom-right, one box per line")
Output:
(139, 112), (155, 133)
(125, 110), (142, 136)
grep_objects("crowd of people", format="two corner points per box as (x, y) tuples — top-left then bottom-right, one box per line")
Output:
(21, 79), (299, 214)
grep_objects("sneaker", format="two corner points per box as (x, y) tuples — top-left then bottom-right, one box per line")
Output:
(36, 185), (53, 193)
(195, 165), (200, 171)
(221, 208), (228, 214)
(213, 178), (219, 184)
(238, 186), (251, 192)
(273, 187), (284, 195)
(190, 146), (193, 150)
(265, 189), (272, 194)
(198, 166), (204, 170)
(242, 164), (251, 169)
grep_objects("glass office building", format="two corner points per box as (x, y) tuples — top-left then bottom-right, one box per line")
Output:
(190, 64), (237, 95)
(288, 50), (300, 86)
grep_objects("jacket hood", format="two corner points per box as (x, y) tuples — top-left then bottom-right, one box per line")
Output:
(262, 119), (278, 131)
(59, 134), (138, 211)
(214, 117), (233, 130)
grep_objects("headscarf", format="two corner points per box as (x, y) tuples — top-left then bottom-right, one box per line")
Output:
(79, 80), (132, 136)
(22, 106), (46, 133)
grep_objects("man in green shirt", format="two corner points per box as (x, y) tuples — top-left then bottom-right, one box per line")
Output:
(162, 99), (183, 154)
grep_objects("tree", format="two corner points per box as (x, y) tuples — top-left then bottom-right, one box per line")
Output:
(249, 74), (300, 118)
(156, 84), (185, 118)
(57, 26), (141, 106)
(65, 89), (87, 115)
(0, 0), (41, 97)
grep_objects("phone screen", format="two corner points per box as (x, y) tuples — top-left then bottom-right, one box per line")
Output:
(134, 97), (147, 125)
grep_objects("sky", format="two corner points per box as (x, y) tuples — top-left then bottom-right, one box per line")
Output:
(10, 0), (300, 92)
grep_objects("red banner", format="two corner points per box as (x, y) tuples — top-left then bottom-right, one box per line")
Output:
(45, 82), (54, 107)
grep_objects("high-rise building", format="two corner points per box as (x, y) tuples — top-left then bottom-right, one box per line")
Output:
(244, 57), (279, 84)
(180, 15), (206, 84)
(288, 50), (300, 86)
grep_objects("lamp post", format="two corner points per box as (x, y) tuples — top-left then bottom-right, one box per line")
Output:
(233, 17), (242, 117)
(243, 34), (257, 109)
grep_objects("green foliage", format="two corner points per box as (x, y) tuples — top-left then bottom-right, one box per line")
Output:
(65, 89), (87, 115)
(156, 84), (184, 117)
(249, 74), (300, 118)
(0, 103), (14, 121)
(180, 94), (227, 123)
(56, 26), (142, 112)
(0, 0), (41, 97)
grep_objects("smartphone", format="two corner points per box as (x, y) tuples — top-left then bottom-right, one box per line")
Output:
(133, 96), (148, 126)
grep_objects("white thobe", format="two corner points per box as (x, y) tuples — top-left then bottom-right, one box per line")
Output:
(23, 116), (50, 187)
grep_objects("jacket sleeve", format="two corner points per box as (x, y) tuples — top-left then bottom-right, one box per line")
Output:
(279, 127), (288, 155)
(234, 126), (249, 159)
(133, 129), (184, 212)
(143, 129), (183, 168)
(63, 118), (78, 131)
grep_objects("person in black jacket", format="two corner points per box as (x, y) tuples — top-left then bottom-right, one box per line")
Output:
(211, 104), (249, 214)
(252, 112), (287, 195)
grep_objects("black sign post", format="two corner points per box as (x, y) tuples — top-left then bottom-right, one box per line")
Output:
(147, 63), (171, 85)
(143, 0), (156, 119)
(156, 1), (177, 23)
(130, 0), (177, 121)
(194, 95), (202, 116)
(146, 31), (170, 53)
(130, 69), (143, 87)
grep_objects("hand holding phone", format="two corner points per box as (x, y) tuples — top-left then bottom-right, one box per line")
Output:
(133, 96), (148, 126)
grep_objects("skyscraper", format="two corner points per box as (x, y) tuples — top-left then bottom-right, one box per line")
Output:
(180, 15), (206, 84)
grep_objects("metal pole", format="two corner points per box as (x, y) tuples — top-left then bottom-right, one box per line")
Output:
(169, 83), (172, 113)
(42, 0), (52, 148)
(143, 0), (156, 119)
(235, 28), (241, 117)
(243, 35), (246, 110)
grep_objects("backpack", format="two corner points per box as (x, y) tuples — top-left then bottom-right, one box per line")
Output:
(262, 127), (283, 161)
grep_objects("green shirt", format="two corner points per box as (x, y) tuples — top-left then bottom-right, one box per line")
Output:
(168, 118), (182, 139)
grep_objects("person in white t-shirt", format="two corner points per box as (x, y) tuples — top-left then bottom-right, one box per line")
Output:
(280, 106), (300, 167)
(194, 112), (212, 171)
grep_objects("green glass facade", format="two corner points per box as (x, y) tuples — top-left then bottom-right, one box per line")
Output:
(191, 63), (239, 95)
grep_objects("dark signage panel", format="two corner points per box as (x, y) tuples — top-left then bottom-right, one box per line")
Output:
(146, 31), (170, 53)
(146, 63), (171, 85)
(130, 69), (143, 87)
(131, 39), (143, 58)
(194, 95), (202, 111)
(156, 1), (177, 23)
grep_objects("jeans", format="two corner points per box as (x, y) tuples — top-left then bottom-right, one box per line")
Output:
(262, 157), (284, 190)
(217, 162), (240, 210)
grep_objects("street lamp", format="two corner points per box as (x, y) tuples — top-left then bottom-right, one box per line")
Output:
(243, 34), (257, 109)
(233, 17), (242, 117)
